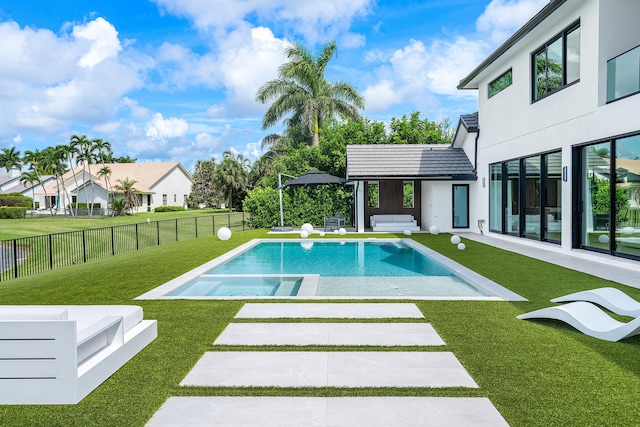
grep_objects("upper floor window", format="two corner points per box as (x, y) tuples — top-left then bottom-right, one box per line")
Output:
(607, 45), (640, 103)
(488, 69), (513, 98)
(532, 22), (580, 101)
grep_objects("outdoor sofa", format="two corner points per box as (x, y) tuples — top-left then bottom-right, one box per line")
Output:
(370, 214), (420, 232)
(0, 305), (157, 404)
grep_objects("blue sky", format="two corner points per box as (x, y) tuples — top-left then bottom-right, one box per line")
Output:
(0, 0), (548, 170)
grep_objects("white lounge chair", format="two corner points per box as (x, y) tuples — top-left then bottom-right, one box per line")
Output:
(550, 287), (640, 317)
(517, 301), (640, 342)
(0, 305), (157, 404)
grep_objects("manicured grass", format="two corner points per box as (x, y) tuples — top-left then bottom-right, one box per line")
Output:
(0, 209), (232, 240)
(1, 231), (639, 426)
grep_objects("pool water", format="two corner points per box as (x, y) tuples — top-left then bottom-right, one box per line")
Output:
(144, 239), (526, 300)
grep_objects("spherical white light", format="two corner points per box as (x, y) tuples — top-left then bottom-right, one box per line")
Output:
(622, 227), (635, 235)
(217, 227), (232, 241)
(319, 231), (325, 237)
(457, 243), (466, 250)
(450, 235), (461, 244)
(300, 230), (309, 238)
(403, 230), (412, 235)
(598, 234), (610, 244)
(333, 230), (339, 234)
(429, 225), (440, 235)
(338, 228), (347, 235)
(301, 223), (314, 234)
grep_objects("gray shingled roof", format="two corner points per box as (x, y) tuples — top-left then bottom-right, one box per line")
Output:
(346, 145), (476, 180)
(460, 112), (478, 132)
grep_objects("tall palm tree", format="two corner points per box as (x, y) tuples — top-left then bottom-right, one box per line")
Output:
(19, 170), (41, 215)
(256, 41), (365, 146)
(0, 147), (22, 172)
(23, 149), (53, 214)
(214, 151), (249, 212)
(92, 138), (113, 204)
(98, 166), (112, 214)
(74, 135), (97, 216)
(57, 143), (79, 217)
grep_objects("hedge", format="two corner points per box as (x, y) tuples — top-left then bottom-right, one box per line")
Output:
(0, 195), (33, 208)
(154, 206), (186, 212)
(0, 207), (26, 219)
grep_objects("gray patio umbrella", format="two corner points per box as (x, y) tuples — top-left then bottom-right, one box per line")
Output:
(281, 170), (348, 187)
(277, 170), (348, 227)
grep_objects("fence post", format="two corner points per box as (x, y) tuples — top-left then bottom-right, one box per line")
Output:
(13, 239), (18, 279)
(111, 227), (115, 256)
(227, 214), (231, 228)
(135, 224), (139, 250)
(195, 216), (198, 238)
(82, 230), (87, 263)
(48, 234), (53, 270)
(242, 212), (245, 230)
(157, 221), (160, 246)
(212, 215), (215, 235)
(175, 219), (179, 241)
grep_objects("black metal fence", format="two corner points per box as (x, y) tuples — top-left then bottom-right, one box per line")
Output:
(0, 213), (250, 282)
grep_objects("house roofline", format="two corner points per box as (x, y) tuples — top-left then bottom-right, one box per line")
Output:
(457, 0), (568, 90)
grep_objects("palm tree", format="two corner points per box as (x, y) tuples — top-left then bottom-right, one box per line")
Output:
(256, 41), (364, 146)
(56, 143), (79, 217)
(98, 166), (112, 214)
(93, 138), (113, 206)
(74, 135), (97, 216)
(23, 149), (53, 215)
(214, 151), (249, 212)
(0, 147), (22, 172)
(114, 177), (140, 214)
(19, 170), (41, 215)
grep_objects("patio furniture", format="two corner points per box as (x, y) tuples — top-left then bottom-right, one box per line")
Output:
(370, 215), (420, 232)
(0, 305), (157, 404)
(324, 214), (345, 231)
(517, 301), (640, 342)
(551, 287), (640, 317)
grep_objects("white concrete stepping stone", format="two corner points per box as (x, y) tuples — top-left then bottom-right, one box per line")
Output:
(147, 396), (509, 426)
(214, 323), (445, 346)
(180, 351), (477, 388)
(235, 303), (424, 319)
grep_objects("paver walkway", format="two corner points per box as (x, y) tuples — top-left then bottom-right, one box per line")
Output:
(148, 303), (509, 426)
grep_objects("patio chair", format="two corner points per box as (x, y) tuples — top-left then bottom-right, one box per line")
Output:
(551, 287), (640, 317)
(324, 214), (345, 231)
(517, 301), (640, 342)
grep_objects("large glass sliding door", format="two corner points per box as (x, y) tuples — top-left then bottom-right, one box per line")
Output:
(489, 151), (562, 243)
(577, 135), (640, 259)
(580, 142), (612, 251)
(506, 160), (520, 235)
(545, 152), (562, 242)
(614, 135), (640, 258)
(524, 156), (541, 239)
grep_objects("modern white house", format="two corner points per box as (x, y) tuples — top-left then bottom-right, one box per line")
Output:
(35, 162), (193, 214)
(348, 0), (640, 261)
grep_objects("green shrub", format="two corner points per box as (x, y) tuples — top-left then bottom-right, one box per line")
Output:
(0, 195), (33, 208)
(154, 206), (186, 212)
(0, 207), (26, 219)
(242, 187), (281, 228)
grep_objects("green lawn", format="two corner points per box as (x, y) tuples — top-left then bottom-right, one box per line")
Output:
(1, 230), (639, 426)
(0, 209), (232, 240)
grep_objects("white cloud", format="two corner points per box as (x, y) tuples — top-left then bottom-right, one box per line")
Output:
(73, 17), (123, 68)
(145, 113), (189, 140)
(152, 0), (374, 44)
(12, 135), (23, 144)
(194, 132), (220, 149)
(93, 121), (121, 134)
(340, 32), (366, 49)
(477, 0), (548, 44)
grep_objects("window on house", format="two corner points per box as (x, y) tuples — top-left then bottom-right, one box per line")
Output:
(173, 194), (177, 203)
(403, 181), (414, 208)
(532, 22), (580, 101)
(162, 194), (167, 206)
(488, 69), (513, 98)
(368, 182), (379, 208)
(607, 45), (640, 102)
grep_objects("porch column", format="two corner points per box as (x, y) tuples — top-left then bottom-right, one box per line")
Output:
(356, 181), (365, 232)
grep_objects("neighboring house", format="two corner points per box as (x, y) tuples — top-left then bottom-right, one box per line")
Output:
(0, 168), (55, 206)
(348, 0), (640, 261)
(35, 162), (193, 214)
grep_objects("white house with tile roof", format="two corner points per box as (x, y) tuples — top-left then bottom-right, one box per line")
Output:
(35, 162), (192, 214)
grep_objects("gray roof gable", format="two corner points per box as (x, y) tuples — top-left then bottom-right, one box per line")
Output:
(346, 145), (476, 180)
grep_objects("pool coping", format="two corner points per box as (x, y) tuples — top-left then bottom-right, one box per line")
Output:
(134, 238), (526, 301)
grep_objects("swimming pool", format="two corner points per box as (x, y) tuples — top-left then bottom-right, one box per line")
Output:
(136, 239), (525, 300)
